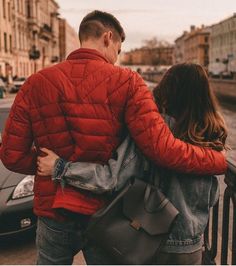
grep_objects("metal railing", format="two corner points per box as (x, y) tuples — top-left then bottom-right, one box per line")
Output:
(204, 159), (236, 265)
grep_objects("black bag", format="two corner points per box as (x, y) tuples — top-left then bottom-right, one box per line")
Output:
(86, 166), (179, 265)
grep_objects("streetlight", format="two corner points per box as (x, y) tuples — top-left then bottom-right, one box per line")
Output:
(29, 45), (40, 73)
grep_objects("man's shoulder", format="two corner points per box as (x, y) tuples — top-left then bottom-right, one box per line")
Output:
(38, 61), (71, 79)
(105, 64), (143, 86)
(19, 62), (69, 98)
(111, 64), (135, 77)
(25, 61), (71, 91)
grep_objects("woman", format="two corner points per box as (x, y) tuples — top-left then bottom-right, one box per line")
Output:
(37, 63), (228, 265)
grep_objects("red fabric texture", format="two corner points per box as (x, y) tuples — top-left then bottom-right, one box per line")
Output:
(0, 48), (227, 220)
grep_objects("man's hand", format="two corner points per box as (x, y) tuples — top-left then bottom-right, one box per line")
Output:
(37, 148), (59, 176)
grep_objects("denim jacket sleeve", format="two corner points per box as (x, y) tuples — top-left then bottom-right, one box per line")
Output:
(53, 135), (145, 194)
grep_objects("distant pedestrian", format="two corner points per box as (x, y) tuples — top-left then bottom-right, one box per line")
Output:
(1, 9), (226, 265)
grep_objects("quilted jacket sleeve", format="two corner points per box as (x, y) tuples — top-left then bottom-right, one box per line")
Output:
(0, 79), (37, 175)
(125, 72), (227, 175)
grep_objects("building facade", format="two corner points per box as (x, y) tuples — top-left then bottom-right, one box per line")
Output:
(120, 46), (174, 66)
(59, 18), (80, 61)
(174, 31), (187, 64)
(0, 0), (78, 80)
(184, 25), (210, 67)
(173, 25), (210, 68)
(0, 0), (14, 79)
(209, 13), (236, 76)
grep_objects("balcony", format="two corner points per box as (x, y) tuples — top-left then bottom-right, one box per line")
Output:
(29, 45), (40, 60)
(39, 24), (52, 41)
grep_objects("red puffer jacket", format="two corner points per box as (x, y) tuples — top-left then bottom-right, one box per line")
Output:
(0, 48), (227, 220)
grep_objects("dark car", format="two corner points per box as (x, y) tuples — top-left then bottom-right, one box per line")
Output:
(10, 77), (26, 93)
(0, 106), (37, 237)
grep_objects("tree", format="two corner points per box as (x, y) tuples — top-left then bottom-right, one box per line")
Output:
(142, 37), (171, 49)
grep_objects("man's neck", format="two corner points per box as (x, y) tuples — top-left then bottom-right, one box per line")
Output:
(80, 41), (105, 55)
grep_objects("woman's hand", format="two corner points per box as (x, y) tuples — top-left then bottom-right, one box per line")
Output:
(37, 148), (59, 176)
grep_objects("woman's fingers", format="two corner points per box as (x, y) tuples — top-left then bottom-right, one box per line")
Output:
(36, 149), (59, 176)
(37, 157), (48, 171)
(37, 157), (45, 166)
(37, 162), (51, 176)
(37, 158), (55, 176)
(39, 147), (52, 155)
(37, 169), (49, 176)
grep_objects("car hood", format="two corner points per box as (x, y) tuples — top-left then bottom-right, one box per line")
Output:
(0, 161), (26, 188)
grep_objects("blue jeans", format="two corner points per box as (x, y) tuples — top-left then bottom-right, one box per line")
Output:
(36, 216), (113, 265)
(36, 216), (202, 265)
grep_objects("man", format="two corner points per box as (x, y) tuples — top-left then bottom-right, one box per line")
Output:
(0, 10), (226, 265)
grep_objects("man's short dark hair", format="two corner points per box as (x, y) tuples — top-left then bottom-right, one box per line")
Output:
(79, 10), (125, 43)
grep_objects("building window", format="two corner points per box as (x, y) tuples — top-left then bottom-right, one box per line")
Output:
(8, 2), (11, 21)
(205, 36), (208, 43)
(9, 35), (12, 53)
(3, 0), (6, 18)
(21, 0), (23, 14)
(19, 0), (21, 13)
(23, 31), (25, 50)
(4, 32), (7, 52)
(27, 2), (31, 18)
(19, 30), (21, 50)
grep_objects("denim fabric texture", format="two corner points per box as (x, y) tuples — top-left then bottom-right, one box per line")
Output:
(52, 158), (68, 181)
(36, 216), (114, 265)
(53, 115), (220, 254)
(54, 137), (145, 194)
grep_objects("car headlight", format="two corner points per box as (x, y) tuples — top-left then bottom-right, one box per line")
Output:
(12, 175), (34, 199)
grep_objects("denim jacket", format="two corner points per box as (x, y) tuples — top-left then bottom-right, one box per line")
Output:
(53, 115), (219, 253)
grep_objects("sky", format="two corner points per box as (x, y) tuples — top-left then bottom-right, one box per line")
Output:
(57, 0), (236, 51)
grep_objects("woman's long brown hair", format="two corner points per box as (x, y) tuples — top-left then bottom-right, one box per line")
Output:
(153, 63), (228, 151)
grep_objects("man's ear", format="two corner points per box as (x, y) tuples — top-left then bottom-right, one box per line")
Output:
(104, 31), (113, 47)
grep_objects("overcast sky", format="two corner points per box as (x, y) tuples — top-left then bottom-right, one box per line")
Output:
(57, 0), (235, 51)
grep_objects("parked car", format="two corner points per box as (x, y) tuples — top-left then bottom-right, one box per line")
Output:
(10, 77), (26, 93)
(208, 62), (225, 78)
(221, 71), (233, 79)
(0, 78), (7, 98)
(0, 106), (37, 237)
